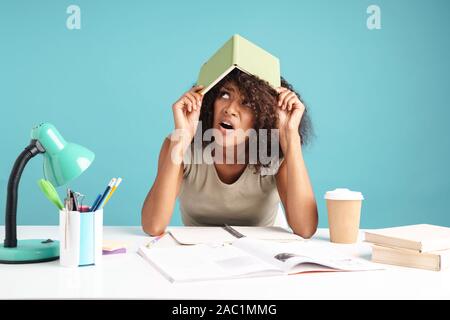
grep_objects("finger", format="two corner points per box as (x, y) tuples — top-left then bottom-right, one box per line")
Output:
(182, 96), (193, 112)
(290, 108), (303, 125)
(276, 86), (288, 94)
(185, 93), (198, 111)
(184, 96), (194, 112)
(280, 91), (293, 110)
(191, 91), (203, 105)
(278, 90), (292, 107)
(192, 85), (204, 92)
(192, 92), (203, 107)
(293, 100), (305, 112)
(186, 92), (198, 109)
(291, 98), (304, 109)
(192, 85), (205, 95)
(278, 88), (290, 99)
(286, 96), (298, 111)
(282, 92), (296, 110)
(174, 97), (188, 111)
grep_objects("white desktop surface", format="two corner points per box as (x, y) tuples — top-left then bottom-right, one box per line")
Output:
(0, 226), (449, 299)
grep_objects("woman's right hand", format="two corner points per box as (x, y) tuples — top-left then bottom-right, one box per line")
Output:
(171, 85), (204, 147)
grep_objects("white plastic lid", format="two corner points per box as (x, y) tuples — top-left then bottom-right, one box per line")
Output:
(324, 188), (364, 200)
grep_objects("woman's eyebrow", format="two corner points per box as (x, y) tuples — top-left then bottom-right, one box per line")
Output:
(222, 85), (235, 92)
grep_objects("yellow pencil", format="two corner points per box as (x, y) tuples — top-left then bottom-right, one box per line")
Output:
(102, 177), (122, 207)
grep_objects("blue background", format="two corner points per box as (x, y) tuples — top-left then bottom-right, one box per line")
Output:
(1, 0), (449, 228)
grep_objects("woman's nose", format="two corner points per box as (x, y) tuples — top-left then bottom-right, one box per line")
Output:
(224, 103), (238, 117)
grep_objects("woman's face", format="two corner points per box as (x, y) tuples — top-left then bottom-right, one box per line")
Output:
(213, 82), (255, 147)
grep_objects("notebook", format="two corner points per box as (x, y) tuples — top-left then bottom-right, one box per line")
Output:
(364, 224), (450, 252)
(371, 244), (450, 271)
(102, 240), (127, 255)
(167, 226), (303, 245)
(138, 237), (381, 283)
(197, 34), (281, 95)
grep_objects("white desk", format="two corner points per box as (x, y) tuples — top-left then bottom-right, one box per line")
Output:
(0, 226), (449, 299)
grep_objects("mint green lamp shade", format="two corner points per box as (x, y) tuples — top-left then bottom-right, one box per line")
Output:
(0, 123), (95, 264)
(31, 123), (95, 187)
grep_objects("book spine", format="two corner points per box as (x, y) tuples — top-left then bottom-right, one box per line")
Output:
(365, 233), (421, 251)
(232, 34), (238, 66)
(372, 246), (439, 271)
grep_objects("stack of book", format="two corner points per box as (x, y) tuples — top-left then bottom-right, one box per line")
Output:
(364, 224), (450, 271)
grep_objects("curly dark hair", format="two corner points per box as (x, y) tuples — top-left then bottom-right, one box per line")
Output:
(196, 68), (314, 172)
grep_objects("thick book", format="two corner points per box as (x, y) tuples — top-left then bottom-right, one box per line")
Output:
(364, 224), (450, 253)
(197, 34), (281, 95)
(371, 244), (450, 271)
(167, 226), (303, 245)
(138, 238), (381, 283)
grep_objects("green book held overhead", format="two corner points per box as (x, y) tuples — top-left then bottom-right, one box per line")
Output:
(197, 34), (281, 95)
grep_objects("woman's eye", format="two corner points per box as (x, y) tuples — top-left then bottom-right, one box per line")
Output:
(220, 91), (230, 99)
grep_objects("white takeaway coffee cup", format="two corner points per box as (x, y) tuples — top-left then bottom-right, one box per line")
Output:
(324, 188), (364, 244)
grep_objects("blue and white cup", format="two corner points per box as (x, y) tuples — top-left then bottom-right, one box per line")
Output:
(59, 209), (103, 267)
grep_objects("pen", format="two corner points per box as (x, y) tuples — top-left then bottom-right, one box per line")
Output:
(223, 224), (245, 239)
(92, 178), (116, 211)
(70, 190), (78, 211)
(146, 233), (166, 249)
(102, 177), (122, 208)
(90, 194), (102, 212)
(66, 189), (73, 211)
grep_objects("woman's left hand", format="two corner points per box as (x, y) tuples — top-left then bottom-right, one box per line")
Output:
(276, 87), (305, 135)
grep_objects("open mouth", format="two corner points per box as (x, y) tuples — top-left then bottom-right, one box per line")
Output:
(219, 121), (234, 130)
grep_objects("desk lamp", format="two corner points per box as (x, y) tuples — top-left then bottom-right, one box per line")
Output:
(0, 123), (94, 264)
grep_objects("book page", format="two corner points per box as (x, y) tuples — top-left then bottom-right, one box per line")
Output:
(232, 238), (381, 273)
(167, 226), (303, 245)
(278, 241), (380, 272)
(233, 226), (304, 241)
(366, 224), (450, 241)
(138, 243), (283, 283)
(167, 227), (235, 245)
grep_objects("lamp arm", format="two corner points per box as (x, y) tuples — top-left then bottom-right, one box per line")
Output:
(4, 139), (45, 248)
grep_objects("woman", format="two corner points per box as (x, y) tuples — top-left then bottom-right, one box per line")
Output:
(142, 69), (318, 238)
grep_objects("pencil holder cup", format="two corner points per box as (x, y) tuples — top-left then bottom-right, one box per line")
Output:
(59, 209), (103, 267)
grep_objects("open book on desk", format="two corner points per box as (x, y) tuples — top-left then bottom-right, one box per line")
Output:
(166, 226), (303, 245)
(138, 238), (381, 283)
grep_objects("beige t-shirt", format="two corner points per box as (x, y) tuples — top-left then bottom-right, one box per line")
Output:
(178, 146), (282, 226)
